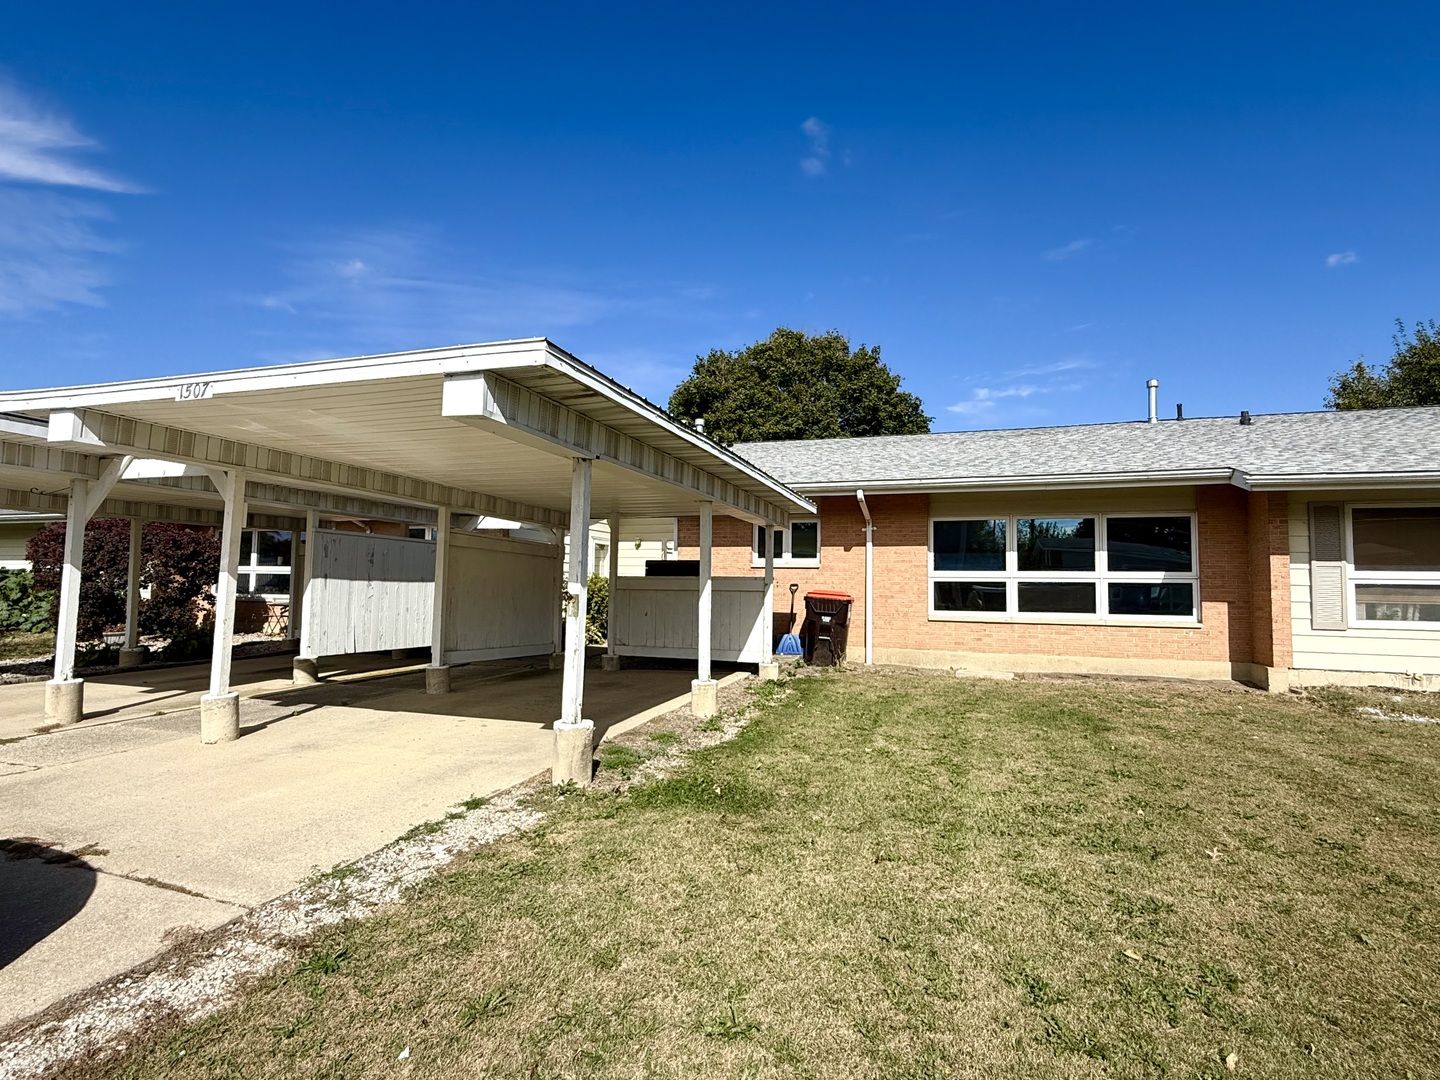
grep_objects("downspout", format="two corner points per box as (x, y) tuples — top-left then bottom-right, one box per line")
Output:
(856, 489), (873, 666)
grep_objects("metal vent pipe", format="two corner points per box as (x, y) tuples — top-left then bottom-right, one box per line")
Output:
(1146, 379), (1159, 424)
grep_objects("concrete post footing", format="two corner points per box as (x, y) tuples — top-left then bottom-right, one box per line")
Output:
(118, 646), (148, 670)
(552, 718), (594, 786)
(548, 653), (564, 670)
(758, 661), (780, 682)
(44, 679), (84, 725)
(425, 664), (452, 694)
(601, 654), (621, 671)
(292, 656), (320, 685)
(691, 678), (719, 718)
(200, 692), (241, 744)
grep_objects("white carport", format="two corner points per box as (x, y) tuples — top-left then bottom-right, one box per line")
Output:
(0, 339), (812, 784)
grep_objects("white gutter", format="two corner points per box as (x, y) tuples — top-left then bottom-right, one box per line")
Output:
(791, 468), (1238, 496)
(856, 489), (873, 666)
(1242, 471), (1440, 490)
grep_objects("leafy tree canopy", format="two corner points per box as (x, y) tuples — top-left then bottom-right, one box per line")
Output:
(667, 328), (931, 445)
(1327, 319), (1440, 410)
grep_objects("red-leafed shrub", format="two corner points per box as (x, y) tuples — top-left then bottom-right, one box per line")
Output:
(27, 520), (220, 645)
(140, 523), (220, 651)
(27, 519), (133, 641)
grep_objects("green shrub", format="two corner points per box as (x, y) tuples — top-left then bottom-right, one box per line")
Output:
(586, 571), (609, 646)
(0, 569), (52, 633)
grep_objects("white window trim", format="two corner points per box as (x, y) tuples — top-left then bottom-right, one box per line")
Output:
(240, 528), (293, 601)
(751, 519), (821, 569)
(927, 512), (1201, 626)
(1345, 501), (1440, 630)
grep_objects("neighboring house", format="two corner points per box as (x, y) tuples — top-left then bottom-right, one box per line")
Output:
(0, 510), (60, 571)
(677, 406), (1440, 692)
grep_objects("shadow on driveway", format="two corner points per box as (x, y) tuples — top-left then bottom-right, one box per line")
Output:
(0, 840), (98, 971)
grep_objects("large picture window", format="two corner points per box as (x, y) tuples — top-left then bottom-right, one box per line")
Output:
(752, 519), (821, 567)
(1349, 506), (1440, 626)
(929, 513), (1198, 622)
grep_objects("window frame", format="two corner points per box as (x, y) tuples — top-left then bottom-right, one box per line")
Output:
(927, 511), (1201, 625)
(751, 519), (822, 568)
(1346, 501), (1440, 630)
(238, 528), (293, 601)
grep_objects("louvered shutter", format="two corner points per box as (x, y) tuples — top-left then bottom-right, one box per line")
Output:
(1308, 503), (1347, 631)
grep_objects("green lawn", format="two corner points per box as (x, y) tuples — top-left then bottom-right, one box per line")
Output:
(81, 672), (1440, 1079)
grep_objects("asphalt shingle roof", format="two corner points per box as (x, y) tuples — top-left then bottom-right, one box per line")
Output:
(731, 407), (1440, 489)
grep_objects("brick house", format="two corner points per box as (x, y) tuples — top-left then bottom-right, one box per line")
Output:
(677, 407), (1440, 692)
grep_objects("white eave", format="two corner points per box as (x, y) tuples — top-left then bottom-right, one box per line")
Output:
(787, 468), (1240, 495)
(0, 339), (813, 526)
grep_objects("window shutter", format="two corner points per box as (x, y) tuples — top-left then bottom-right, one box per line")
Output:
(1308, 503), (1347, 631)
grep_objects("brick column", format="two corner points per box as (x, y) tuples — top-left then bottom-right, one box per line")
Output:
(1248, 490), (1293, 689)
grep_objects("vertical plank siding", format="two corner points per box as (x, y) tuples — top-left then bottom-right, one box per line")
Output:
(443, 533), (559, 663)
(307, 530), (436, 656)
(612, 577), (768, 663)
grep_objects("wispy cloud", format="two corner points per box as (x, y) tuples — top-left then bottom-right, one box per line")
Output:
(1042, 238), (1092, 262)
(800, 116), (831, 177)
(947, 384), (1044, 416)
(0, 79), (138, 316)
(0, 81), (140, 193)
(256, 229), (615, 340)
(252, 227), (724, 400)
(1325, 250), (1358, 268)
(945, 353), (1097, 426)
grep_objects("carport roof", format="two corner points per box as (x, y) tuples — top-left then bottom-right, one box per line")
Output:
(0, 339), (814, 526)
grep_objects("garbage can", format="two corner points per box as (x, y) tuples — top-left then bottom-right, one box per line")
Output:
(802, 590), (854, 667)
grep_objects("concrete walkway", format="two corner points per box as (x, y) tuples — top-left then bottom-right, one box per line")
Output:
(0, 661), (704, 1029)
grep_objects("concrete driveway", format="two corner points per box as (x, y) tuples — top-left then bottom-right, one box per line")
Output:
(0, 660), (702, 1029)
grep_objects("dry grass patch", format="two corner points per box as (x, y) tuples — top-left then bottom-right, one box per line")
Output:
(73, 672), (1440, 1079)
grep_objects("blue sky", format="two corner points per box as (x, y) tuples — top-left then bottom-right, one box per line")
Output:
(0, 3), (1437, 430)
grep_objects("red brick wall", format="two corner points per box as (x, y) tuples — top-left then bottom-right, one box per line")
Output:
(1247, 490), (1293, 669)
(680, 484), (1281, 667)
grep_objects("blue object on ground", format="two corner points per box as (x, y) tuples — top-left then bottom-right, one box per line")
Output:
(776, 633), (803, 656)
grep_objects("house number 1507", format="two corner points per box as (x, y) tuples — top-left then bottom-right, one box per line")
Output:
(175, 381), (214, 401)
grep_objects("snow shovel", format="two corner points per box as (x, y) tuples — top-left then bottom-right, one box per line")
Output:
(776, 582), (804, 656)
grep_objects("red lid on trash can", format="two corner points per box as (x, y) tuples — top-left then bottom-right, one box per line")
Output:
(805, 590), (853, 601)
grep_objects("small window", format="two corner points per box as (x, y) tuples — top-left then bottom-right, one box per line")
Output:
(1106, 516), (1193, 572)
(238, 529), (293, 599)
(934, 580), (1006, 612)
(1109, 582), (1195, 617)
(1352, 508), (1440, 572)
(753, 520), (821, 567)
(1018, 581), (1096, 614)
(934, 519), (1005, 571)
(1017, 517), (1095, 572)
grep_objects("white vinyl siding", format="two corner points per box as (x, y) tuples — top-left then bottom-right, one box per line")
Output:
(0, 523), (39, 570)
(1289, 491), (1440, 676)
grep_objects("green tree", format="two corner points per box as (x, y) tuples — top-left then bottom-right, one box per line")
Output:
(668, 328), (931, 445)
(1327, 319), (1440, 410)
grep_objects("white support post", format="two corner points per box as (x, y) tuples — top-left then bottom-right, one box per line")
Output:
(201, 467), (246, 743)
(554, 457), (594, 786)
(692, 501), (718, 716)
(46, 458), (128, 724)
(286, 525), (302, 643)
(293, 508), (320, 685)
(758, 519), (779, 681)
(426, 507), (452, 694)
(602, 514), (621, 670)
(119, 517), (146, 669)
